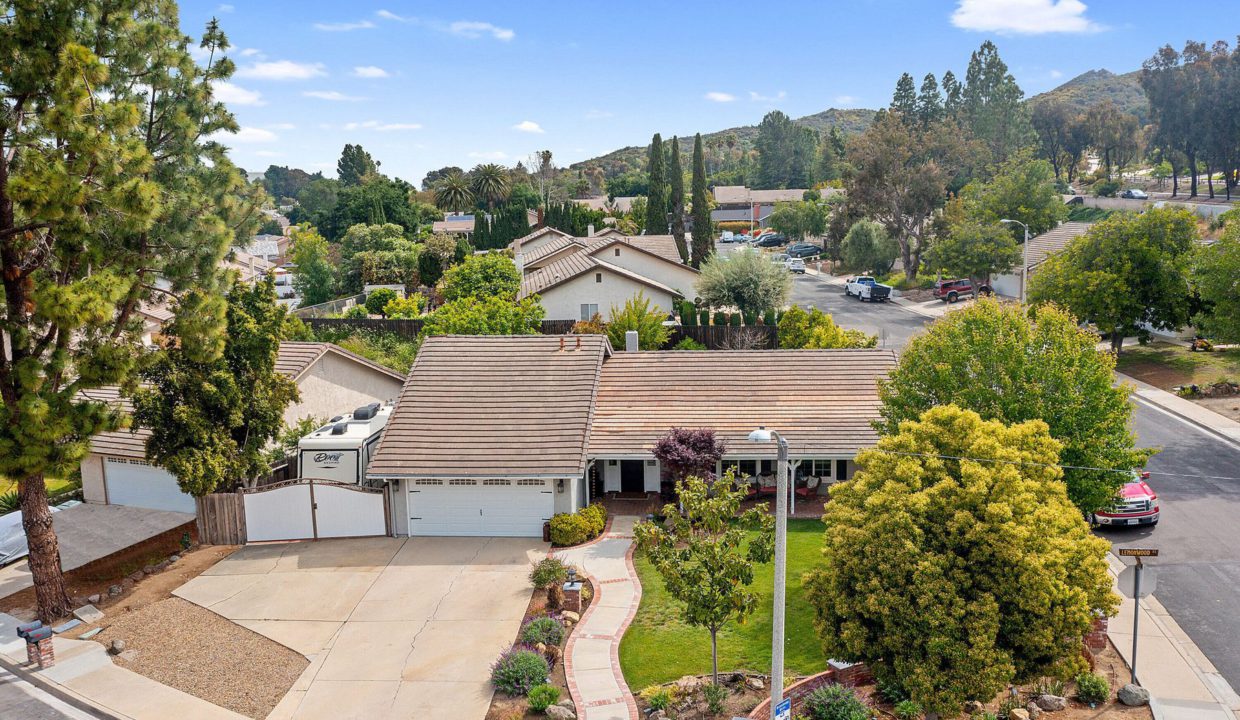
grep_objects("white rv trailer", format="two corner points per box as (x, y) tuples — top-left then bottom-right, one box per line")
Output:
(297, 401), (394, 484)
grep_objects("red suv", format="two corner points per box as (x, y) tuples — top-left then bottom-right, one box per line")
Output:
(933, 278), (990, 303)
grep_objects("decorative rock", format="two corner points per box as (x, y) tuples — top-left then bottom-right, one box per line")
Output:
(1025, 701), (1042, 720)
(546, 705), (576, 720)
(108, 639), (125, 655)
(107, 584), (123, 597)
(1035, 695), (1068, 712)
(121, 578), (135, 590)
(87, 594), (101, 605)
(555, 699), (575, 710)
(545, 645), (562, 664)
(746, 676), (765, 691)
(1118, 684), (1150, 707)
(169, 554), (180, 563)
(675, 675), (701, 692)
(73, 604), (105, 624)
(127, 571), (143, 583)
(561, 610), (580, 623)
(535, 642), (547, 653)
(964, 701), (985, 715)
(1009, 709), (1030, 720)
(155, 560), (170, 571)
(730, 672), (746, 684)
(650, 711), (668, 720)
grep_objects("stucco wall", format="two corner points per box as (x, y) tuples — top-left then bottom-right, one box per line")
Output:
(553, 475), (581, 515)
(591, 246), (698, 297)
(81, 453), (106, 504)
(538, 271), (678, 322)
(286, 353), (405, 426)
(517, 231), (566, 256)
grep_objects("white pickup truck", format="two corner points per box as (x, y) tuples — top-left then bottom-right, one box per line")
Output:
(844, 276), (893, 302)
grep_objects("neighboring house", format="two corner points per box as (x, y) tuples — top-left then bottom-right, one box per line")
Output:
(510, 226), (574, 256)
(79, 342), (406, 514)
(991, 221), (1094, 298)
(367, 335), (896, 537)
(238, 234), (287, 264)
(432, 213), (475, 235)
(710, 185), (842, 226)
(573, 195), (638, 214)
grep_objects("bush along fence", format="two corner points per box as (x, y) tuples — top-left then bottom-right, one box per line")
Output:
(748, 662), (873, 720)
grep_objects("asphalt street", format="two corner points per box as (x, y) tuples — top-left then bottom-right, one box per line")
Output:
(789, 271), (1240, 690)
(0, 665), (99, 719)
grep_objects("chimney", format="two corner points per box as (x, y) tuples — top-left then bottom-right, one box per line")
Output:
(515, 251), (525, 273)
(559, 337), (565, 351)
(587, 223), (595, 237)
(624, 330), (639, 352)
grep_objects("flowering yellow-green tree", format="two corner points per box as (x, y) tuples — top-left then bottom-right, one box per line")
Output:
(778, 306), (876, 349)
(805, 405), (1117, 716)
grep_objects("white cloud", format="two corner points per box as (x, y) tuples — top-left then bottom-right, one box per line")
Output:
(353, 66), (390, 78)
(215, 127), (277, 144)
(268, 123), (297, 130)
(584, 109), (614, 119)
(513, 120), (544, 134)
(238, 48), (264, 58)
(468, 151), (509, 160)
(704, 92), (736, 103)
(314, 19), (376, 32)
(217, 4), (234, 12)
(1049, 69), (1064, 79)
(212, 81), (265, 106)
(834, 95), (858, 107)
(303, 90), (366, 101)
(950, 0), (1103, 34)
(449, 21), (515, 41)
(749, 90), (787, 103)
(376, 9), (411, 22)
(254, 150), (281, 157)
(236, 60), (326, 81)
(343, 120), (423, 131)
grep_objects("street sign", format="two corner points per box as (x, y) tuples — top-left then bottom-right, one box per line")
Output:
(1117, 565), (1157, 598)
(774, 698), (792, 720)
(1119, 548), (1159, 557)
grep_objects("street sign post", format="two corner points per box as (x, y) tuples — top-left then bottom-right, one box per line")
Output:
(774, 698), (792, 720)
(1117, 548), (1158, 686)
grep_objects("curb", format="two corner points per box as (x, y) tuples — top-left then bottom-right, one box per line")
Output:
(1117, 373), (1240, 449)
(0, 653), (122, 719)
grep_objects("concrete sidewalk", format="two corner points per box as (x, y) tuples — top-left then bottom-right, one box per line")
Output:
(1118, 372), (1240, 445)
(1107, 555), (1240, 720)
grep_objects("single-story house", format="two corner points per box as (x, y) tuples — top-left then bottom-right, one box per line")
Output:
(367, 335), (896, 537)
(510, 226), (574, 255)
(991, 221), (1094, 298)
(520, 252), (684, 322)
(237, 234), (288, 265)
(710, 185), (844, 225)
(79, 342), (406, 514)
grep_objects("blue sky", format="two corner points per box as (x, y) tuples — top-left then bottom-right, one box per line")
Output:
(183, 1), (1233, 184)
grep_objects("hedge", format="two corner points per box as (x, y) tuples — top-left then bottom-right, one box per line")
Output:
(549, 503), (608, 546)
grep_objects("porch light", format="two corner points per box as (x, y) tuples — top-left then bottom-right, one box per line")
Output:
(747, 426), (773, 443)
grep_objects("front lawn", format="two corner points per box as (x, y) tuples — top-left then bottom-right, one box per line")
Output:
(0, 475), (79, 497)
(1115, 342), (1240, 388)
(619, 518), (828, 691)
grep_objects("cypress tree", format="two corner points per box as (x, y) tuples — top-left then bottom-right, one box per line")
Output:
(474, 211), (491, 249)
(691, 134), (713, 268)
(891, 72), (918, 121)
(669, 137), (689, 262)
(645, 133), (667, 234)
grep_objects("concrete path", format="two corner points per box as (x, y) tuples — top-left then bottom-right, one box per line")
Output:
(555, 516), (642, 720)
(174, 536), (546, 720)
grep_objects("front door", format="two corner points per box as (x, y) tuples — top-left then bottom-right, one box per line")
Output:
(620, 460), (645, 494)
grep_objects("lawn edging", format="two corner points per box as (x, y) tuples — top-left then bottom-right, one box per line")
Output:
(747, 662), (873, 720)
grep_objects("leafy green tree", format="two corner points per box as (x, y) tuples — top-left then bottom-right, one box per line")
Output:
(325, 179), (428, 241)
(841, 220), (898, 275)
(418, 251), (444, 287)
(134, 278), (299, 497)
(695, 248), (792, 317)
(339, 223), (418, 293)
(421, 166), (465, 191)
(0, 7), (261, 620)
(606, 292), (671, 350)
(292, 177), (340, 227)
(383, 294), (426, 319)
(288, 225), (336, 306)
(961, 40), (1036, 164)
(262, 165), (322, 202)
(258, 217), (285, 235)
(754, 110), (818, 189)
(669, 138), (689, 262)
(265, 416), (323, 465)
(421, 295), (545, 336)
(1030, 208), (1197, 353)
(691, 134), (714, 267)
(435, 171), (475, 213)
(439, 253), (520, 302)
(1030, 98), (1080, 181)
(929, 217), (1019, 288)
(470, 163), (511, 210)
(769, 201), (827, 243)
(915, 73), (943, 127)
(365, 288), (398, 316)
(337, 143), (378, 186)
(645, 134), (667, 233)
(879, 299), (1151, 512)
(961, 151), (1067, 239)
(1192, 222), (1240, 341)
(804, 405), (1118, 716)
(778, 306), (877, 349)
(890, 72), (918, 118)
(634, 474), (774, 685)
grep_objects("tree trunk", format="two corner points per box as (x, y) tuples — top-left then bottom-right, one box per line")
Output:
(1172, 168), (1179, 197)
(901, 238), (916, 282)
(1206, 165), (1215, 199)
(710, 627), (719, 686)
(19, 473), (72, 622)
(1111, 331), (1124, 355)
(1189, 152), (1199, 197)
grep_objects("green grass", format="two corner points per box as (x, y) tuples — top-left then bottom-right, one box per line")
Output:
(0, 475), (79, 497)
(1115, 342), (1240, 389)
(1066, 206), (1116, 222)
(619, 519), (829, 690)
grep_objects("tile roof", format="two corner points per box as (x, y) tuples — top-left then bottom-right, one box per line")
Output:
(1027, 221), (1095, 269)
(519, 252), (682, 300)
(573, 196), (637, 213)
(712, 186), (843, 205)
(583, 235), (692, 266)
(367, 335), (612, 478)
(509, 226), (573, 251)
(589, 349), (897, 458)
(522, 235), (587, 266)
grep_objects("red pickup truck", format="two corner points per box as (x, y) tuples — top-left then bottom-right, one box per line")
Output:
(1092, 472), (1160, 527)
(933, 278), (990, 303)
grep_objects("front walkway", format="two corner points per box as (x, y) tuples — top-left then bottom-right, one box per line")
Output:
(556, 516), (642, 720)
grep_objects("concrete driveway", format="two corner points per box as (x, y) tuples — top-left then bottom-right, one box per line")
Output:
(174, 536), (547, 720)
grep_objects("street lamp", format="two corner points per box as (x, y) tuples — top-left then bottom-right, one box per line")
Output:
(748, 426), (789, 710)
(1000, 219), (1030, 304)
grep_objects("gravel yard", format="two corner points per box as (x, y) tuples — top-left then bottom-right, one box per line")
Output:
(95, 596), (307, 719)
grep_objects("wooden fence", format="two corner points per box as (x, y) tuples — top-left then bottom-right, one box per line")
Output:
(195, 492), (246, 545)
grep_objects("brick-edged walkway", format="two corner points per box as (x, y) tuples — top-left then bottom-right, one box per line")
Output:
(556, 516), (642, 720)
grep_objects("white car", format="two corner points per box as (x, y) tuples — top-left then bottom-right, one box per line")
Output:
(786, 258), (806, 274)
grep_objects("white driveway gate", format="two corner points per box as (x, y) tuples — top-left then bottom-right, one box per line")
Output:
(243, 480), (389, 542)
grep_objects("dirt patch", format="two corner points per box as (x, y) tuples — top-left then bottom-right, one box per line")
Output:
(1116, 344), (1240, 423)
(93, 596), (306, 719)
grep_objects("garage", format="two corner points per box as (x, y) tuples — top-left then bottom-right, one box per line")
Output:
(103, 458), (196, 513)
(407, 478), (553, 537)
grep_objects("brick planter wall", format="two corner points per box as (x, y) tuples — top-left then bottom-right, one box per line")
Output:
(1086, 616), (1109, 651)
(748, 664), (872, 720)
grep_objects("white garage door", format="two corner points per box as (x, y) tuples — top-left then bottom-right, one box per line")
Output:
(104, 458), (196, 514)
(408, 478), (554, 537)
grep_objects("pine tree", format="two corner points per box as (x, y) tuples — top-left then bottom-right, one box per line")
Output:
(916, 73), (943, 127)
(962, 41), (1036, 163)
(942, 70), (963, 115)
(669, 138), (689, 261)
(691, 134), (713, 267)
(891, 72), (918, 120)
(338, 144), (378, 186)
(473, 211), (491, 250)
(645, 133), (667, 233)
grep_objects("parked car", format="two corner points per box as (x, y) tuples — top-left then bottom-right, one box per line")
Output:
(752, 233), (788, 248)
(733, 233), (751, 244)
(786, 258), (806, 274)
(933, 278), (989, 303)
(844, 276), (892, 302)
(1092, 472), (1160, 527)
(769, 253), (790, 267)
(720, 231), (735, 243)
(1121, 189), (1150, 200)
(787, 242), (824, 258)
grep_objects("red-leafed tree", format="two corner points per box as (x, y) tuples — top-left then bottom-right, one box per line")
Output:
(652, 428), (727, 484)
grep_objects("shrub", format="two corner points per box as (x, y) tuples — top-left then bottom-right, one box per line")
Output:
(365, 287), (398, 315)
(0, 490), (18, 514)
(581, 503), (607, 535)
(549, 513), (591, 546)
(528, 684), (560, 712)
(383, 294), (425, 319)
(805, 684), (870, 720)
(1093, 179), (1120, 197)
(704, 683), (728, 715)
(673, 337), (707, 351)
(876, 676), (908, 704)
(895, 700), (923, 720)
(743, 310), (757, 325)
(640, 686), (675, 711)
(490, 646), (550, 696)
(763, 308), (777, 326)
(521, 615), (566, 647)
(699, 309), (711, 326)
(1074, 672), (1109, 705)
(1033, 677), (1066, 698)
(681, 300), (698, 325)
(997, 697), (1022, 720)
(729, 312), (742, 327)
(342, 304), (369, 319)
(529, 558), (569, 589)
(606, 292), (670, 350)
(713, 310), (727, 326)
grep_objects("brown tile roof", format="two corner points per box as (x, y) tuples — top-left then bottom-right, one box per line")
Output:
(367, 335), (612, 478)
(589, 349), (897, 458)
(583, 236), (697, 270)
(518, 253), (682, 300)
(509, 226), (572, 251)
(88, 342), (403, 459)
(1027, 221), (1094, 269)
(522, 235), (587, 266)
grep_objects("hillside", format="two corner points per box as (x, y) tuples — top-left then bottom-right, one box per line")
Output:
(1028, 69), (1148, 123)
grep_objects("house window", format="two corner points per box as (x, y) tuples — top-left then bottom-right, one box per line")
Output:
(483, 479), (510, 486)
(810, 460), (834, 478)
(413, 479), (442, 486)
(580, 304), (599, 321)
(614, 248), (621, 257)
(722, 459), (759, 478)
(449, 479), (476, 486)
(516, 479), (545, 486)
(595, 272), (602, 283)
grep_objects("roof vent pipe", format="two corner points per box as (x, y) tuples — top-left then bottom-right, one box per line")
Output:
(575, 336), (582, 350)
(587, 223), (595, 237)
(560, 337), (565, 351)
(515, 251), (525, 274)
(625, 330), (639, 352)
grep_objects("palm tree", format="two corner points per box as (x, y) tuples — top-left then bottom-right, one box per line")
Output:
(435, 171), (475, 214)
(469, 163), (510, 210)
